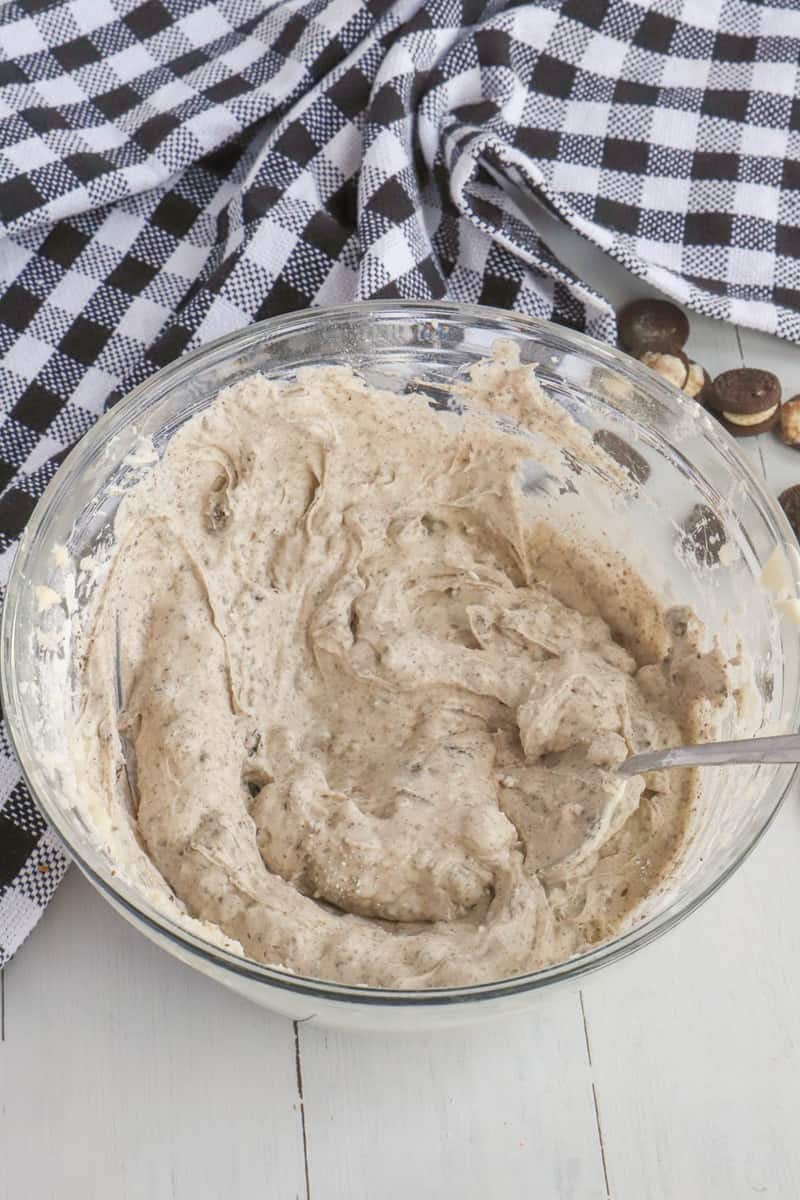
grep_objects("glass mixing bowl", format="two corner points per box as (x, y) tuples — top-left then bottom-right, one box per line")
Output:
(3, 301), (799, 1031)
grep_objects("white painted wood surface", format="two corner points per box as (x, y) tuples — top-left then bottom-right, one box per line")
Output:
(3, 227), (800, 1200)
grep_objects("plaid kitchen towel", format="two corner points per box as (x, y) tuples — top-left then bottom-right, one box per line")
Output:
(2, 0), (800, 964)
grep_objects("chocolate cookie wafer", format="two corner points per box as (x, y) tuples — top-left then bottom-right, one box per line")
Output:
(779, 486), (800, 541)
(619, 299), (689, 357)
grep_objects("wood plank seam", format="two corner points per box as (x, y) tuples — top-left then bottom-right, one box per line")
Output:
(294, 1020), (312, 1200)
(734, 328), (744, 361)
(580, 990), (611, 1200)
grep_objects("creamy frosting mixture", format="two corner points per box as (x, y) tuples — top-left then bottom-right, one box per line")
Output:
(76, 352), (735, 987)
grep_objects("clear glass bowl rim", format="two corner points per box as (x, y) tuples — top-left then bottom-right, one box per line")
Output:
(3, 298), (798, 1008)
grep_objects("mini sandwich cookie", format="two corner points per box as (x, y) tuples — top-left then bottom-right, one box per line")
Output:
(709, 368), (782, 437)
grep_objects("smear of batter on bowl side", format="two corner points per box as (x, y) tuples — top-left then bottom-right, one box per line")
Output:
(74, 347), (739, 987)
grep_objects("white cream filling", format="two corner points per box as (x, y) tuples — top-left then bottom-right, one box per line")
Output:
(723, 404), (778, 426)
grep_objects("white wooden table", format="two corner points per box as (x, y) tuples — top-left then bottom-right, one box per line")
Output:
(3, 224), (800, 1200)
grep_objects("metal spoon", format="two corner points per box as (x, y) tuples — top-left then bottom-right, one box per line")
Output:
(617, 733), (800, 776)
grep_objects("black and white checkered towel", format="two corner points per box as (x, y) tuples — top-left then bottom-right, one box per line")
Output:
(2, 0), (800, 964)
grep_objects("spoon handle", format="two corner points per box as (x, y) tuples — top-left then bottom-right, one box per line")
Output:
(617, 732), (800, 776)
